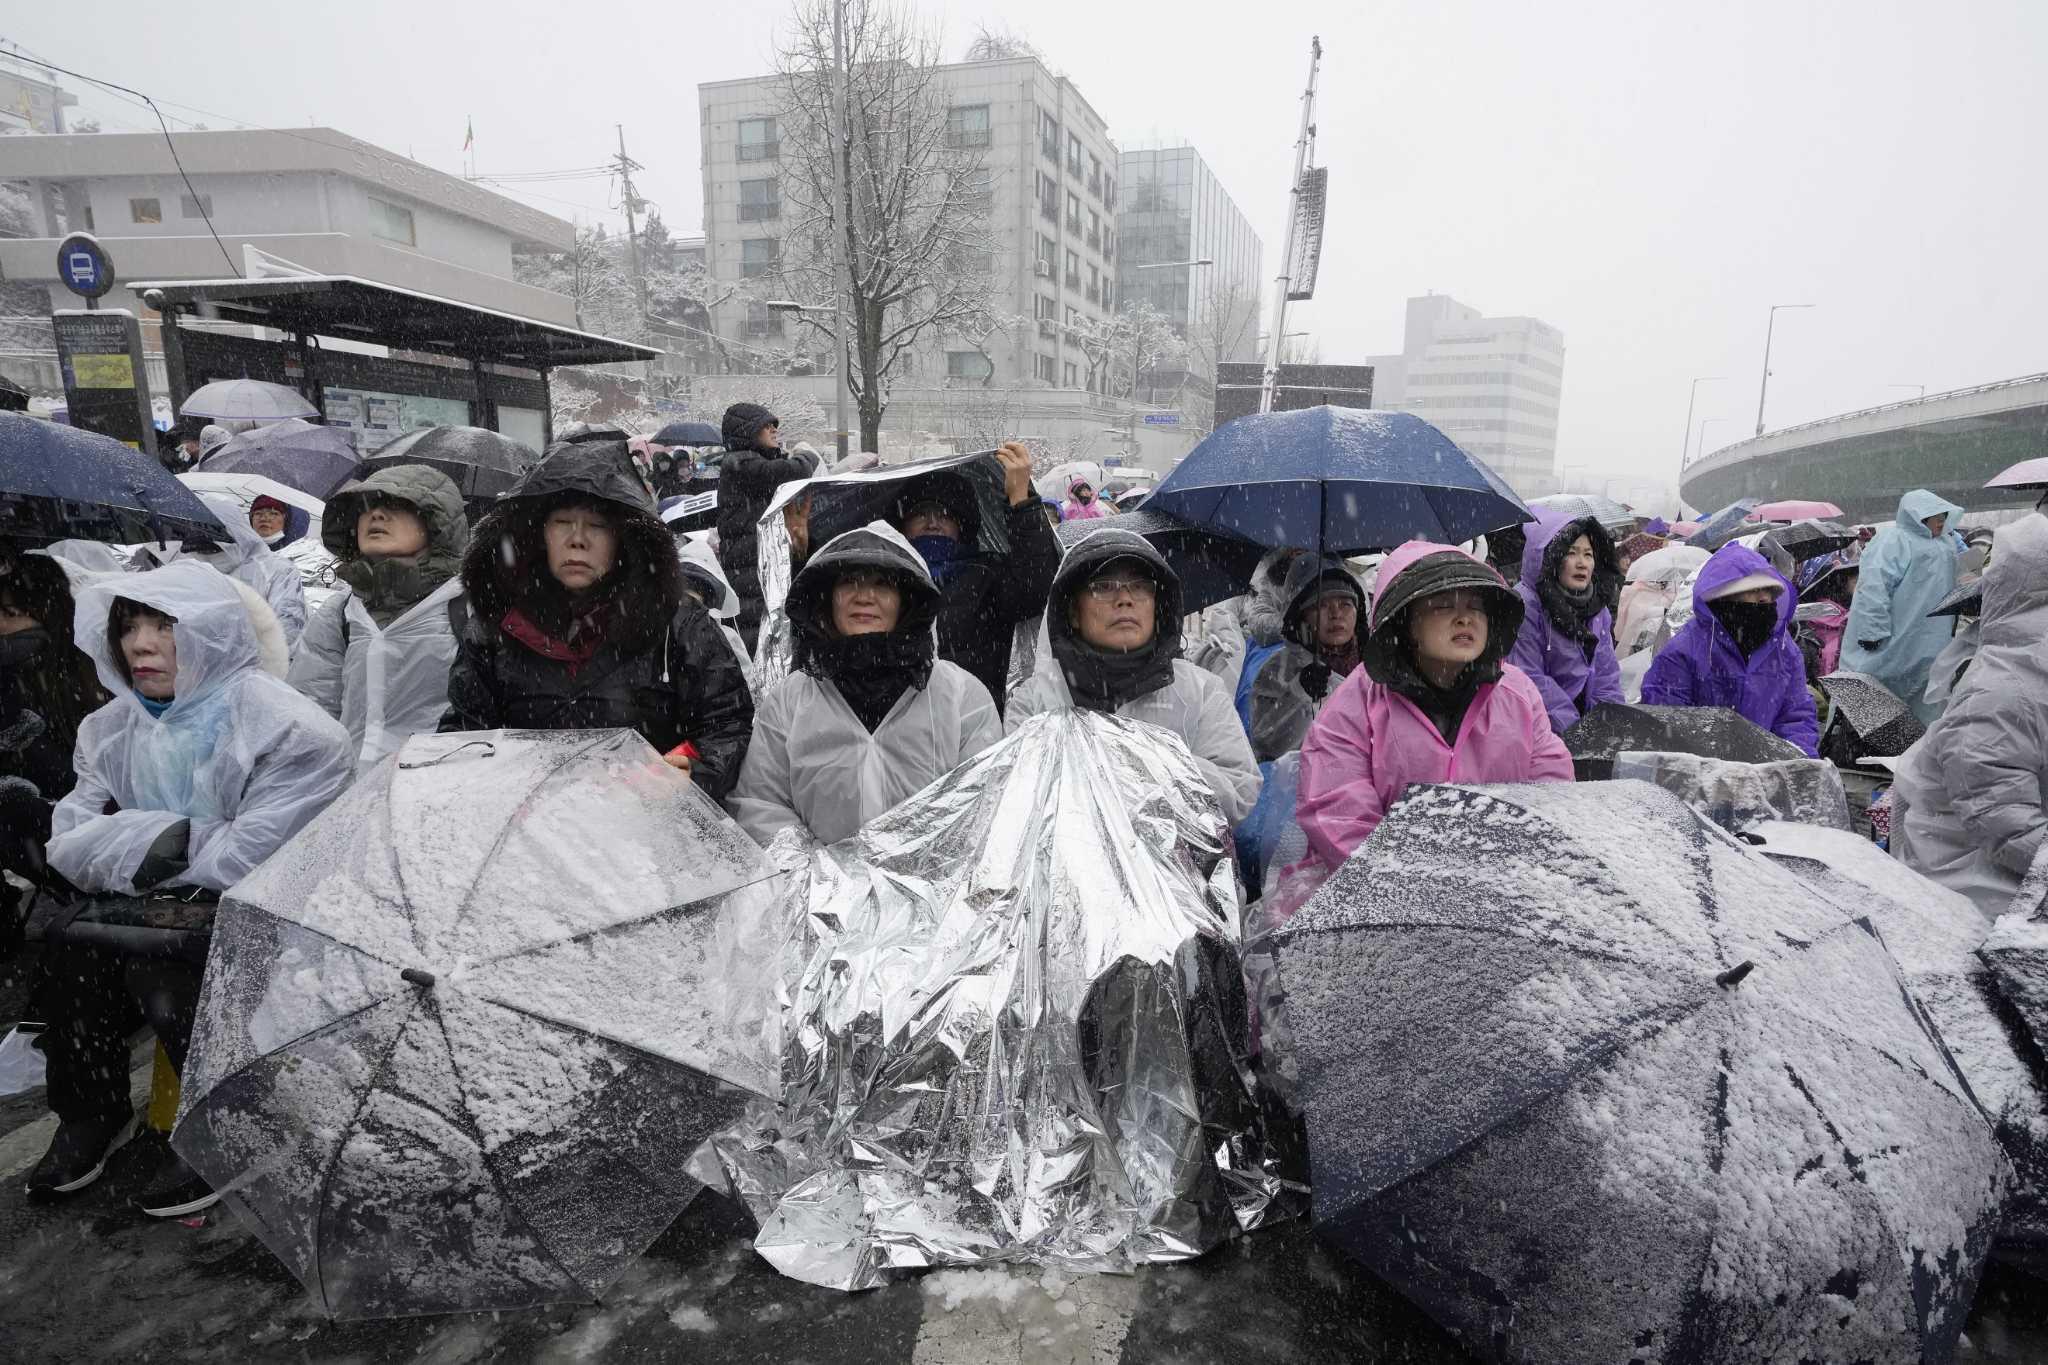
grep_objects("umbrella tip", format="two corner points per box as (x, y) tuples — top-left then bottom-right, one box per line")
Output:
(401, 967), (438, 990)
(1715, 960), (1756, 989)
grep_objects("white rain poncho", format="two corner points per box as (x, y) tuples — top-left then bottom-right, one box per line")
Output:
(288, 576), (467, 776)
(730, 663), (1001, 847)
(675, 533), (753, 673)
(46, 560), (351, 894)
(729, 522), (1002, 846)
(1893, 512), (2048, 916)
(134, 492), (309, 649)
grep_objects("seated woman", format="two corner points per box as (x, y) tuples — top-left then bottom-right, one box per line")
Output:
(1892, 512), (2048, 916)
(1007, 527), (1260, 826)
(439, 438), (754, 800)
(1296, 542), (1574, 870)
(32, 561), (351, 1210)
(1640, 542), (1819, 757)
(1248, 556), (1366, 762)
(290, 464), (470, 775)
(1509, 510), (1625, 734)
(730, 523), (1000, 847)
(0, 554), (108, 934)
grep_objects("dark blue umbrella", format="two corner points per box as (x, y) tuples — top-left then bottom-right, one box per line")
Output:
(0, 412), (225, 545)
(1147, 407), (1530, 555)
(1683, 497), (1761, 551)
(198, 418), (361, 501)
(653, 420), (722, 448)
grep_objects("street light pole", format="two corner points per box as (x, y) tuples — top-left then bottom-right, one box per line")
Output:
(1696, 415), (1732, 463)
(827, 0), (852, 461)
(1680, 375), (1724, 472)
(1753, 303), (1815, 436)
(1261, 36), (1322, 415)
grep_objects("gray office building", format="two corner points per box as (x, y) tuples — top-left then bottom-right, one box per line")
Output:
(1115, 147), (1263, 404)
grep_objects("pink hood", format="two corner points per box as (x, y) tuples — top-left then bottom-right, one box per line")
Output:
(1297, 540), (1574, 869)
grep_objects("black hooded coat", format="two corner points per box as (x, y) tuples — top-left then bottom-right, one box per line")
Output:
(439, 440), (755, 800)
(714, 403), (818, 640)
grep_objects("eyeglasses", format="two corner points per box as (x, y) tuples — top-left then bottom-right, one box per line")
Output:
(1083, 576), (1157, 602)
(1413, 590), (1490, 618)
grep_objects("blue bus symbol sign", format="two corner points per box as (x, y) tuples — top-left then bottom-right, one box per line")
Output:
(55, 234), (115, 300)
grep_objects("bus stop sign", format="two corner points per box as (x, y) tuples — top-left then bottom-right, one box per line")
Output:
(56, 233), (115, 302)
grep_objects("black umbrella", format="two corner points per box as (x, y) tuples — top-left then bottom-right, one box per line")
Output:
(1275, 779), (2009, 1365)
(794, 451), (1012, 558)
(1561, 702), (1806, 779)
(653, 419), (721, 447)
(1056, 507), (1266, 615)
(0, 412), (225, 545)
(1931, 579), (1983, 618)
(171, 729), (784, 1319)
(1762, 517), (1858, 563)
(360, 426), (540, 507)
(1818, 671), (1925, 756)
(555, 421), (628, 444)
(0, 374), (28, 413)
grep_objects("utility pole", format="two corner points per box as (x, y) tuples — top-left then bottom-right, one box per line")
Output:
(1260, 36), (1322, 415)
(615, 125), (648, 315)
(826, 0), (853, 460)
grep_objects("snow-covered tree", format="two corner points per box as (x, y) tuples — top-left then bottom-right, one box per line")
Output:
(1059, 302), (1186, 399)
(772, 0), (999, 452)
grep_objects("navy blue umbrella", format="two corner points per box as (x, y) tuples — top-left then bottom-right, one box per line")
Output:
(1683, 497), (1761, 551)
(0, 412), (225, 545)
(198, 418), (362, 501)
(1147, 407), (1529, 555)
(653, 420), (722, 448)
(1055, 507), (1265, 614)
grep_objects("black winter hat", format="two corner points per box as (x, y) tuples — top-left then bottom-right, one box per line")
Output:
(721, 402), (779, 451)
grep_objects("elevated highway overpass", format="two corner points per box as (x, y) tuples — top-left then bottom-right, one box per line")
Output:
(1680, 373), (2048, 523)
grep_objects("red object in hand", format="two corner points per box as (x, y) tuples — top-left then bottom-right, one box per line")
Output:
(666, 742), (701, 763)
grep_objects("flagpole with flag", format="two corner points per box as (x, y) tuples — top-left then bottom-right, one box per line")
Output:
(463, 115), (474, 178)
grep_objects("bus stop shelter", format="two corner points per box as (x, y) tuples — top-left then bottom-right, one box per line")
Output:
(133, 274), (658, 450)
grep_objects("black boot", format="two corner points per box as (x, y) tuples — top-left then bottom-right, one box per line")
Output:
(25, 1107), (136, 1200)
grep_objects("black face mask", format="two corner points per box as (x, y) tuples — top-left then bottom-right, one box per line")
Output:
(1710, 599), (1779, 658)
(0, 627), (50, 671)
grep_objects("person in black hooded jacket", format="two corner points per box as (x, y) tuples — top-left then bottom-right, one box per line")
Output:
(438, 439), (754, 800)
(715, 402), (818, 642)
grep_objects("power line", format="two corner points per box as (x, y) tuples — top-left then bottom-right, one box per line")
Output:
(5, 48), (240, 277)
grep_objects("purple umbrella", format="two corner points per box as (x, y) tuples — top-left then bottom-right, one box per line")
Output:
(197, 418), (360, 501)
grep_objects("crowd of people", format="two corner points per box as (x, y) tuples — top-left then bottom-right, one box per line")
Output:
(0, 401), (2031, 1238)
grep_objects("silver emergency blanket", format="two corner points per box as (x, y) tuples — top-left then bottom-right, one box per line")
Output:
(705, 708), (1290, 1290)
(1613, 750), (1851, 832)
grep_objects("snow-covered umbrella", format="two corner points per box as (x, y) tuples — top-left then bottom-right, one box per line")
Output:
(1623, 542), (1709, 585)
(1686, 498), (1762, 550)
(1562, 701), (1806, 779)
(1818, 670), (1926, 756)
(1747, 497), (1845, 522)
(198, 418), (360, 501)
(179, 378), (319, 423)
(1529, 492), (1634, 534)
(1036, 459), (1107, 501)
(1274, 780), (2009, 1365)
(360, 425), (538, 508)
(171, 729), (785, 1320)
(1761, 516), (1859, 563)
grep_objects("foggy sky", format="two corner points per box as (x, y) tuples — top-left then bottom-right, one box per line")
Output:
(13, 0), (2046, 509)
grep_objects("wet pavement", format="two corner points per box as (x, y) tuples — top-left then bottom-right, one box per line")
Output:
(0, 1048), (2045, 1363)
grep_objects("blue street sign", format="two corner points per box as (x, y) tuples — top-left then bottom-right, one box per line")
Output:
(1142, 413), (1180, 426)
(55, 233), (115, 300)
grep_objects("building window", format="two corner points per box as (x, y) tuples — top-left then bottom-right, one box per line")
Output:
(1036, 233), (1058, 274)
(1066, 132), (1083, 177)
(1038, 173), (1058, 223)
(946, 243), (994, 275)
(368, 197), (415, 245)
(737, 116), (778, 161)
(1036, 353), (1058, 383)
(1066, 191), (1081, 234)
(739, 178), (780, 222)
(1039, 109), (1060, 162)
(1088, 154), (1102, 199)
(1064, 249), (1081, 290)
(1034, 293), (1059, 321)
(945, 104), (991, 148)
(1063, 361), (1080, 388)
(179, 193), (212, 219)
(1087, 210), (1100, 251)
(960, 168), (993, 212)
(1086, 265), (1100, 305)
(946, 350), (994, 381)
(744, 300), (783, 337)
(740, 237), (780, 279)
(1105, 173), (1116, 210)
(1103, 228), (1115, 262)
(129, 197), (162, 225)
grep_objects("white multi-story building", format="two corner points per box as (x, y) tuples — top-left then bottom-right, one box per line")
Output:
(1368, 294), (1566, 496)
(697, 54), (1121, 389)
(0, 127), (577, 324)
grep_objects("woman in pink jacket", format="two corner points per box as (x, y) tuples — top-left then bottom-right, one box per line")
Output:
(1295, 541), (1575, 869)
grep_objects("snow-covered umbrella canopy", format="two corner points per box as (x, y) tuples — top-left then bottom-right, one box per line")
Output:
(198, 418), (360, 501)
(1529, 491), (1635, 535)
(1623, 542), (1709, 585)
(1561, 701), (1807, 779)
(1817, 670), (1926, 756)
(1274, 779), (2010, 1365)
(1035, 459), (1107, 501)
(179, 378), (320, 423)
(171, 728), (786, 1320)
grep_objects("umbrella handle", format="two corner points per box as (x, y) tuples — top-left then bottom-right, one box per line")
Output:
(401, 967), (437, 989)
(1715, 960), (1756, 989)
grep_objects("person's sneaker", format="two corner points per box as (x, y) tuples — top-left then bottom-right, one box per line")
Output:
(24, 1109), (136, 1200)
(133, 1155), (220, 1219)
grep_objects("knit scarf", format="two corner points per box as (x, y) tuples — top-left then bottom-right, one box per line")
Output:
(799, 630), (934, 733)
(500, 607), (605, 676)
(337, 550), (461, 626)
(1058, 638), (1176, 714)
(1539, 577), (1603, 646)
(909, 534), (967, 587)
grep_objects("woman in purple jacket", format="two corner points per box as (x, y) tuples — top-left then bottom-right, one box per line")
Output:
(1640, 541), (1820, 757)
(1508, 510), (1625, 734)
